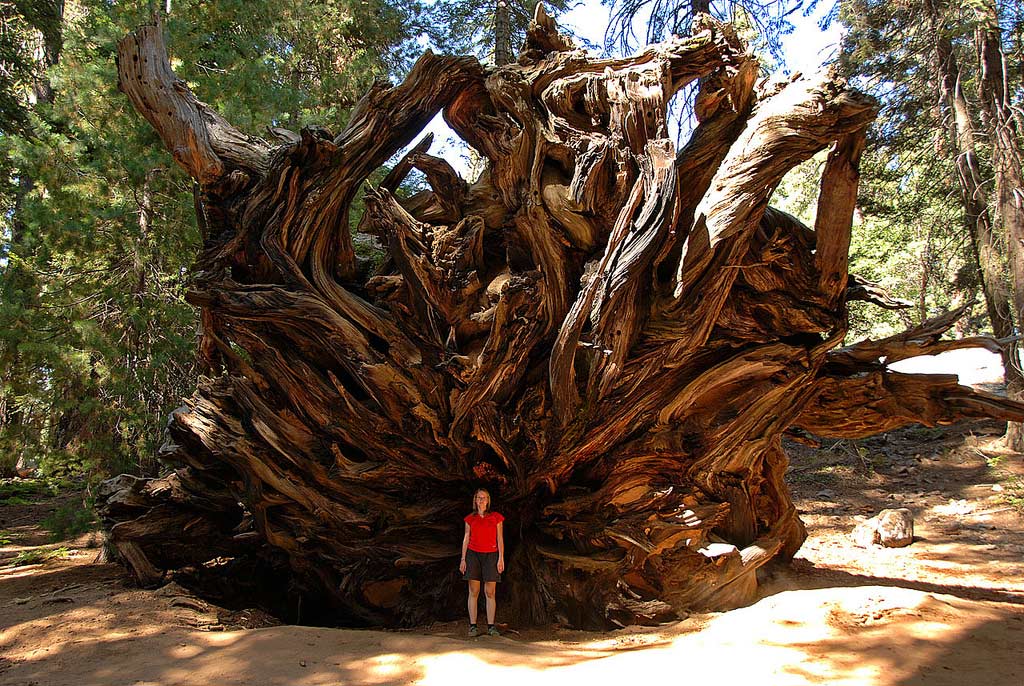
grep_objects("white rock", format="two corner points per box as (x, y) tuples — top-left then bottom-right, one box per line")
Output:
(851, 508), (914, 548)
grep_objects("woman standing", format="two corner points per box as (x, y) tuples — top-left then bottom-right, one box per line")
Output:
(459, 488), (505, 636)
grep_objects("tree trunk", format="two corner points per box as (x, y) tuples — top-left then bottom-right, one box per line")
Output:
(926, 1), (1017, 367)
(974, 0), (1024, 450)
(0, 0), (64, 475)
(97, 7), (1024, 629)
(495, 0), (512, 67)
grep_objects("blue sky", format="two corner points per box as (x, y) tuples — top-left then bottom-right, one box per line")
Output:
(560, 0), (842, 74)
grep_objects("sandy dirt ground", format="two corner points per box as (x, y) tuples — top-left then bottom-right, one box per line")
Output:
(2, 353), (1023, 686)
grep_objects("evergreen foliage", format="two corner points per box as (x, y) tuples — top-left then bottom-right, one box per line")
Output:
(0, 0), (63, 136)
(427, 0), (571, 62)
(0, 0), (420, 480)
(770, 0), (1024, 343)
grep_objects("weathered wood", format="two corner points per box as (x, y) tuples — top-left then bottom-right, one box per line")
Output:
(98, 7), (1024, 630)
(112, 541), (163, 587)
(116, 23), (271, 184)
(827, 305), (1005, 369)
(815, 128), (866, 308)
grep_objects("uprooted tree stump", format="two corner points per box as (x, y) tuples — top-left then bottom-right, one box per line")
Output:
(97, 7), (1024, 629)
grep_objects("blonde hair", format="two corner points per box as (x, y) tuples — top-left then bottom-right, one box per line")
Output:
(472, 488), (491, 515)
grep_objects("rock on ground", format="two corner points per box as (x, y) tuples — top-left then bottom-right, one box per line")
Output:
(852, 508), (914, 548)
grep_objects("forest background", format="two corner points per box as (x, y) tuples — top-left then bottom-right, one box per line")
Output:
(2, 0), (1023, 493)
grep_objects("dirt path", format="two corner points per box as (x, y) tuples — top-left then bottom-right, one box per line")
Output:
(2, 417), (1024, 685)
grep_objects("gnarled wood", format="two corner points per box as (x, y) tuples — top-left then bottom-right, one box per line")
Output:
(99, 6), (1024, 630)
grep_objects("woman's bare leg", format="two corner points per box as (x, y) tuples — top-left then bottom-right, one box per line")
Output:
(467, 580), (481, 624)
(484, 581), (497, 625)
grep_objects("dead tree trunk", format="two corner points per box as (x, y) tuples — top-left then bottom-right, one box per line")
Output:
(98, 8), (1024, 629)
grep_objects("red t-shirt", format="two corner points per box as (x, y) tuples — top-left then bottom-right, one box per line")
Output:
(464, 512), (504, 553)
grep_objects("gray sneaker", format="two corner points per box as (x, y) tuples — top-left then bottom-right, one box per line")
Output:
(487, 625), (500, 636)
(468, 624), (479, 637)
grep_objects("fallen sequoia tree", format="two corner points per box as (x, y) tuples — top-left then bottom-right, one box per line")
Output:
(97, 7), (1024, 629)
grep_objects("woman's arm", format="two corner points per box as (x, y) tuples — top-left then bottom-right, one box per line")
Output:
(496, 522), (505, 573)
(459, 522), (470, 573)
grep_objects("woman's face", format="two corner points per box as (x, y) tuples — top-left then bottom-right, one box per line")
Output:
(474, 491), (490, 513)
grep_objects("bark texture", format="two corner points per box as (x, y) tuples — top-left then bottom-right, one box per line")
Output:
(926, 0), (1015, 359)
(98, 8), (1024, 629)
(974, 0), (1024, 450)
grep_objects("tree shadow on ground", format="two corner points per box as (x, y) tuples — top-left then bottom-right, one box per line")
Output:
(759, 558), (1024, 605)
(0, 593), (668, 686)
(4, 557), (1023, 685)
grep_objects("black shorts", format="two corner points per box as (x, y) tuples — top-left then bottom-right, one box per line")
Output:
(463, 550), (501, 582)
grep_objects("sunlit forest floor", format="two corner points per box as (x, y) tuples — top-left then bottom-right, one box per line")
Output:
(2, 400), (1024, 684)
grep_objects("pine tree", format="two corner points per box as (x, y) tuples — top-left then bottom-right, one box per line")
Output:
(0, 0), (420, 478)
(973, 0), (1024, 448)
(427, 0), (570, 65)
(840, 0), (1024, 445)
